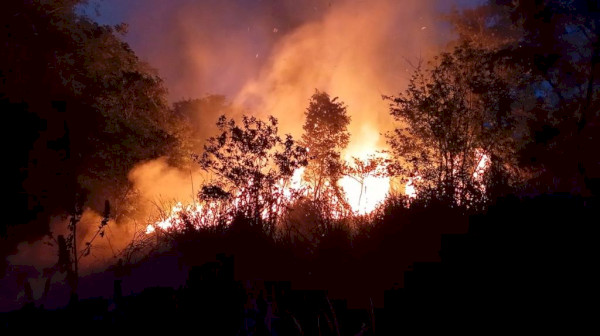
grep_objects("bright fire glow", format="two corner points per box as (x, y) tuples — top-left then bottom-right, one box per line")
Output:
(338, 174), (390, 215)
(145, 169), (307, 234)
(403, 150), (491, 203)
(145, 152), (393, 233)
(145, 151), (491, 233)
(405, 176), (418, 199)
(338, 151), (390, 215)
(146, 202), (213, 234)
(473, 149), (490, 181)
(338, 151), (390, 214)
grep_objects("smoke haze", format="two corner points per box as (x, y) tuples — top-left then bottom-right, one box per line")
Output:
(97, 0), (459, 155)
(4, 0), (476, 309)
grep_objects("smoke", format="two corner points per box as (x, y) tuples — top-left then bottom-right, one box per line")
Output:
(127, 157), (205, 212)
(5, 209), (120, 305)
(4, 158), (205, 306)
(110, 0), (334, 100)
(10, 157), (204, 267)
(12, 0), (452, 268)
(4, 0), (471, 309)
(233, 0), (445, 158)
(113, 0), (451, 156)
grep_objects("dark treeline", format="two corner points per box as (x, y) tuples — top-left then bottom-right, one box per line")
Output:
(1, 0), (193, 273)
(2, 0), (599, 334)
(448, 0), (600, 194)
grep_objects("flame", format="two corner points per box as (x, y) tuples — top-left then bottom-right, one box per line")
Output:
(338, 174), (390, 215)
(473, 149), (490, 180)
(145, 170), (306, 234)
(145, 151), (395, 233)
(145, 202), (206, 234)
(145, 150), (492, 233)
(145, 224), (155, 234)
(405, 176), (418, 199)
(338, 151), (390, 215)
(404, 150), (491, 203)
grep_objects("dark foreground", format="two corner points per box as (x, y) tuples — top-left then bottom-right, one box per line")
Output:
(1, 194), (595, 334)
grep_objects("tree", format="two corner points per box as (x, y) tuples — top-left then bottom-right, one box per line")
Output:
(300, 90), (351, 205)
(196, 115), (308, 234)
(1, 0), (181, 271)
(42, 197), (111, 305)
(449, 0), (600, 195)
(384, 42), (524, 207)
(446, 2), (523, 50)
(502, 0), (600, 195)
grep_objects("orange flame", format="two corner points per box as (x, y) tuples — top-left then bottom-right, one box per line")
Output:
(146, 152), (394, 233)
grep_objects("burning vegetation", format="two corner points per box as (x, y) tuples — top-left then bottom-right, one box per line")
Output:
(2, 0), (598, 333)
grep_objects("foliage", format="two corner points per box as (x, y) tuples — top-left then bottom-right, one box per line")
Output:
(446, 2), (523, 50)
(196, 115), (308, 234)
(300, 90), (351, 209)
(504, 0), (600, 194)
(1, 0), (181, 254)
(384, 42), (524, 207)
(449, 0), (600, 194)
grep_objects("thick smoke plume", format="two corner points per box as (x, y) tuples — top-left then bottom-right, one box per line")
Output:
(5, 0), (468, 308)
(119, 0), (449, 155)
(106, 0), (458, 225)
(234, 0), (445, 157)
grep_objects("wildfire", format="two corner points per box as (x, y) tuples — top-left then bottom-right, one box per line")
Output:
(338, 174), (390, 214)
(338, 152), (391, 215)
(403, 150), (491, 203)
(145, 168), (307, 234)
(145, 202), (218, 234)
(145, 153), (393, 233)
(405, 176), (418, 199)
(144, 150), (493, 234)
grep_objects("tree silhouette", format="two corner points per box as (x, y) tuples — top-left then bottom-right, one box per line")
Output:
(42, 197), (111, 305)
(1, 0), (181, 268)
(300, 90), (351, 206)
(449, 0), (600, 195)
(196, 115), (308, 234)
(385, 42), (524, 207)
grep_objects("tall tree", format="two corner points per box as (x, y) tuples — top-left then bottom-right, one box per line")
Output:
(1, 0), (181, 272)
(446, 2), (523, 50)
(449, 0), (600, 195)
(300, 90), (351, 204)
(385, 42), (524, 207)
